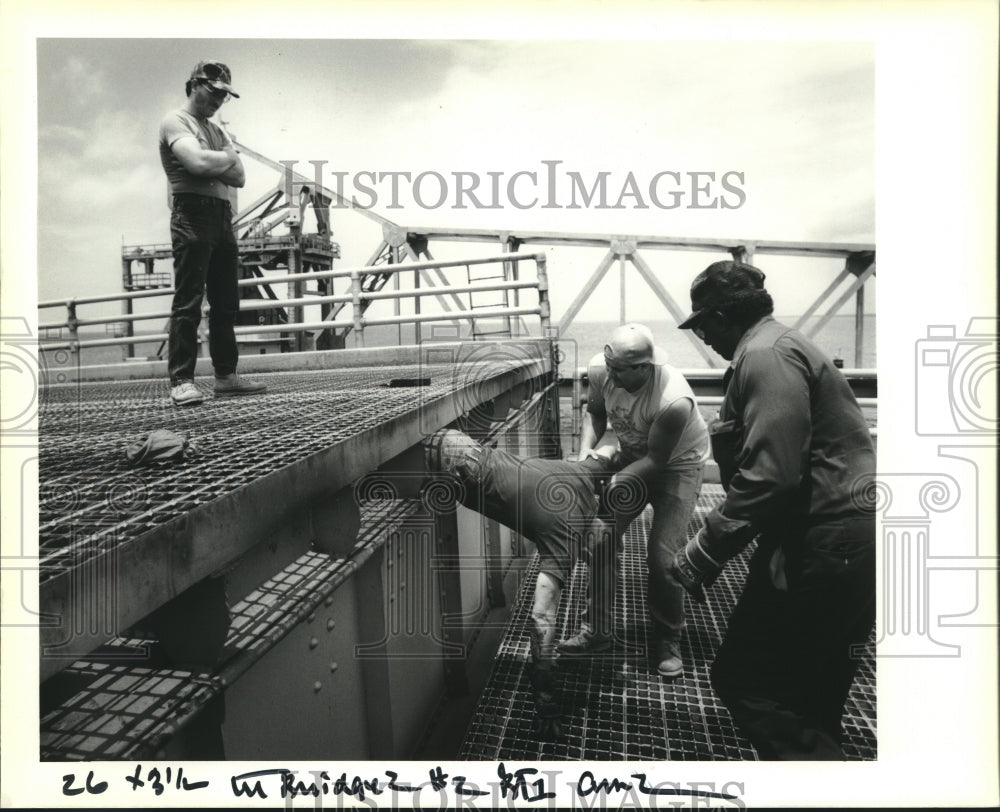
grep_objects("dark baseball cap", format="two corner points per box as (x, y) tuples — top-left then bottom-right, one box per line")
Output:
(190, 60), (239, 98)
(678, 261), (767, 329)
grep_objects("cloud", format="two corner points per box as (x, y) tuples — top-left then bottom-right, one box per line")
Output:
(40, 54), (108, 116)
(33, 38), (875, 316)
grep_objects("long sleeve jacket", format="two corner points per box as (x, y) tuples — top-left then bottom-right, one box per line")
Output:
(704, 317), (876, 559)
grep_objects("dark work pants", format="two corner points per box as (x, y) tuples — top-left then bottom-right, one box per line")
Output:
(710, 516), (876, 760)
(168, 194), (240, 384)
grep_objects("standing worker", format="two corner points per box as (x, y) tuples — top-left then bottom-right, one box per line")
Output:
(558, 324), (709, 679)
(158, 60), (266, 406)
(673, 260), (876, 759)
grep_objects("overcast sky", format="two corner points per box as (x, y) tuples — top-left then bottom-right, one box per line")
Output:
(36, 38), (875, 322)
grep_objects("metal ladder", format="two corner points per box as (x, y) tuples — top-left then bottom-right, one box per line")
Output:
(465, 260), (512, 340)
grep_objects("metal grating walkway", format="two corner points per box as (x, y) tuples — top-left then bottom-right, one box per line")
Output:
(459, 484), (877, 761)
(38, 362), (522, 576)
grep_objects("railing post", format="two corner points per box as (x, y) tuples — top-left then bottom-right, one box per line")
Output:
(572, 365), (586, 457)
(729, 243), (756, 263)
(413, 267), (422, 345)
(535, 254), (551, 333)
(288, 241), (304, 353)
(66, 300), (79, 356)
(394, 267), (402, 346)
(198, 302), (209, 359)
(350, 270), (364, 347)
(855, 282), (865, 367)
(121, 255), (136, 360)
(619, 252), (627, 325)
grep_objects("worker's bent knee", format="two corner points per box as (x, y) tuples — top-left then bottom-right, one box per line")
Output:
(532, 571), (563, 617)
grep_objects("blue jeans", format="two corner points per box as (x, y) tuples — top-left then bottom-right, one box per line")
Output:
(588, 464), (703, 644)
(168, 194), (239, 384)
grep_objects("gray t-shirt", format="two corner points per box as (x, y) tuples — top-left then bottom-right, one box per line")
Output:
(158, 109), (233, 204)
(587, 352), (709, 468)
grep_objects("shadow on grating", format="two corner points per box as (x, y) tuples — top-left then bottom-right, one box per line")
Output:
(460, 484), (877, 761)
(40, 498), (423, 761)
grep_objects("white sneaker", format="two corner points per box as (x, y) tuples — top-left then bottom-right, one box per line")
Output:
(171, 380), (204, 406)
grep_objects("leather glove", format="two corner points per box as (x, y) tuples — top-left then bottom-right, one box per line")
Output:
(124, 429), (196, 468)
(671, 528), (725, 603)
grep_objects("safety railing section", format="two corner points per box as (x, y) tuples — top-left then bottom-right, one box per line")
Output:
(388, 228), (875, 369)
(37, 251), (551, 355)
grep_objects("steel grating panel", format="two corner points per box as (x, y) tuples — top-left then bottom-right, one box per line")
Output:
(460, 484), (877, 761)
(40, 498), (423, 761)
(40, 663), (221, 760)
(38, 363), (515, 575)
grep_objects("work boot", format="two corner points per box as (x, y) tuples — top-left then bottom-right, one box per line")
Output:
(555, 623), (612, 657)
(652, 639), (684, 679)
(214, 373), (267, 398)
(527, 662), (564, 742)
(170, 380), (204, 406)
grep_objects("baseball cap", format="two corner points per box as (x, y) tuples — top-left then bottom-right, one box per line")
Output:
(190, 60), (239, 98)
(603, 323), (668, 366)
(678, 261), (767, 329)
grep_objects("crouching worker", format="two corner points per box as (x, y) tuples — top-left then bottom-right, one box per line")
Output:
(423, 428), (617, 741)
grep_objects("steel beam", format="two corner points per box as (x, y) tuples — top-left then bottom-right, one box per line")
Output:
(792, 265), (853, 331)
(806, 262), (876, 340)
(353, 544), (395, 759)
(628, 251), (719, 367)
(401, 225), (873, 258)
(558, 248), (616, 334)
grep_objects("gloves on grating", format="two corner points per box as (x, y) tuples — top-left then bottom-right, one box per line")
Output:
(124, 429), (196, 468)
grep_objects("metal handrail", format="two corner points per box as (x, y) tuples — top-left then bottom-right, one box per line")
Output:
(38, 281), (543, 331)
(38, 252), (551, 354)
(38, 251), (546, 310)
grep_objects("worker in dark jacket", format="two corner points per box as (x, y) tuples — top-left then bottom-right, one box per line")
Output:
(674, 260), (876, 760)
